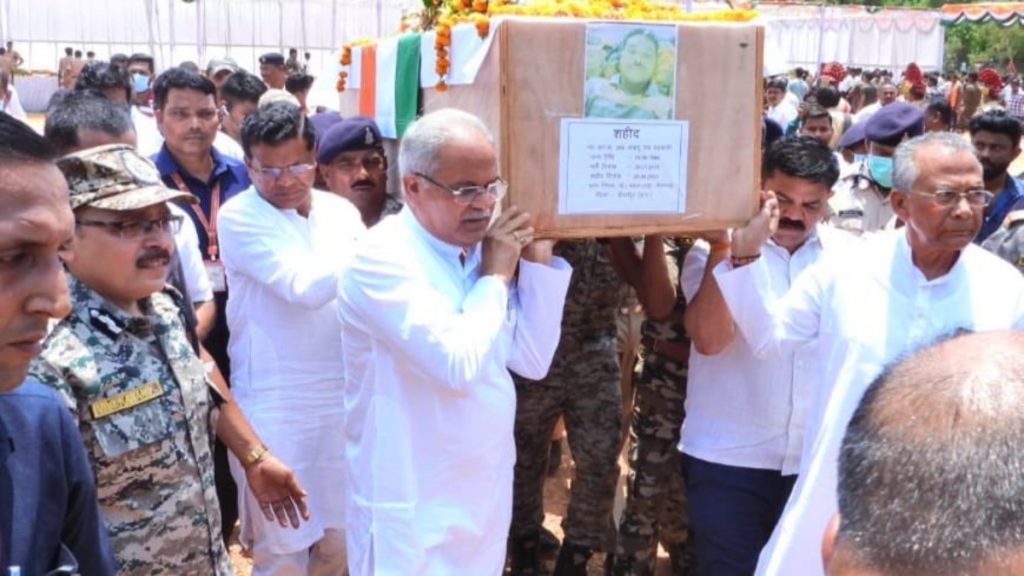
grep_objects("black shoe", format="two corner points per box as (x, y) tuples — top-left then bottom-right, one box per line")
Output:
(538, 525), (560, 557)
(552, 541), (593, 576)
(509, 533), (541, 576)
(547, 439), (563, 477)
(665, 542), (694, 576)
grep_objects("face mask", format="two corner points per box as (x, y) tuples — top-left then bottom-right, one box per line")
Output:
(131, 73), (151, 94)
(867, 154), (894, 189)
(853, 153), (867, 165)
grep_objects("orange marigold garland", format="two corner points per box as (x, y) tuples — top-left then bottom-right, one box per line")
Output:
(339, 0), (756, 92)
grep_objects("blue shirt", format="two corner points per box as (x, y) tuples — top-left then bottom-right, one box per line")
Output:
(152, 145), (251, 259)
(977, 176), (1024, 243)
(0, 380), (116, 575)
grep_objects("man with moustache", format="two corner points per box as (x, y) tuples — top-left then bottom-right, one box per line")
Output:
(259, 53), (288, 90)
(30, 144), (310, 575)
(699, 131), (1024, 576)
(681, 136), (853, 576)
(0, 114), (117, 576)
(969, 110), (1022, 243)
(338, 108), (572, 575)
(151, 66), (252, 544)
(317, 116), (402, 227)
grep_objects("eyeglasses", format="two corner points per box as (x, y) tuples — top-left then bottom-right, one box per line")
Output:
(414, 172), (508, 205)
(911, 188), (994, 208)
(252, 162), (317, 181)
(330, 154), (386, 174)
(77, 215), (183, 239)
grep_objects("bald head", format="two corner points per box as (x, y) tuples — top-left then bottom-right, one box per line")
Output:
(829, 331), (1024, 576)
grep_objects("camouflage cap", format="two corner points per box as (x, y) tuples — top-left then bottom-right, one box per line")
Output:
(57, 144), (197, 211)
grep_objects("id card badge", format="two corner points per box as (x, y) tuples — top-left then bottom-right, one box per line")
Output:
(205, 260), (227, 292)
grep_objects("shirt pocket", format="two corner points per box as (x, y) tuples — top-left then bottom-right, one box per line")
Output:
(86, 382), (183, 460)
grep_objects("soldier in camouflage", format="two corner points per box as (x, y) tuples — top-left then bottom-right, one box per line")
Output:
(29, 144), (309, 575)
(610, 237), (695, 576)
(982, 209), (1024, 273)
(509, 239), (629, 575)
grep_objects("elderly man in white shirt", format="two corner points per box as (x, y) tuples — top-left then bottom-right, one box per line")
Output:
(681, 135), (855, 576)
(337, 108), (572, 575)
(218, 101), (364, 576)
(701, 131), (1024, 576)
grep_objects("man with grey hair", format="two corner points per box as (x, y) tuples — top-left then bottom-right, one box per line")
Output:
(695, 130), (1024, 576)
(824, 330), (1024, 576)
(337, 107), (573, 575)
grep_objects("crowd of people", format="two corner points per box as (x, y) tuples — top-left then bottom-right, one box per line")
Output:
(0, 46), (1023, 576)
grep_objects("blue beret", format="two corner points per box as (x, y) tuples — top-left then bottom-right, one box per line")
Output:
(259, 52), (285, 66)
(317, 116), (384, 164)
(865, 102), (924, 147)
(838, 120), (867, 150)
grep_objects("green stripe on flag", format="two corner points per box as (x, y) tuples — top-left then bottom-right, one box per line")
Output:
(395, 33), (421, 139)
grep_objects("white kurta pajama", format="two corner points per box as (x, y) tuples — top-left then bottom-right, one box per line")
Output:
(713, 230), (1024, 576)
(218, 187), (365, 560)
(337, 208), (572, 576)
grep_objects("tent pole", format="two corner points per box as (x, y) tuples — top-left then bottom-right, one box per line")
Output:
(816, 4), (825, 74)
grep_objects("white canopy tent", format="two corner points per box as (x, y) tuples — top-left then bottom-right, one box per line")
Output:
(757, 4), (945, 73)
(0, 0), (406, 77)
(0, 0), (943, 111)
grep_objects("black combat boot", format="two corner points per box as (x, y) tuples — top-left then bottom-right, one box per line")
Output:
(552, 541), (593, 576)
(538, 525), (560, 557)
(509, 532), (542, 576)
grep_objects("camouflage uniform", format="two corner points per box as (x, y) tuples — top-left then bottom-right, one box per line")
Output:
(613, 239), (695, 576)
(511, 239), (625, 551)
(30, 276), (231, 576)
(982, 209), (1024, 273)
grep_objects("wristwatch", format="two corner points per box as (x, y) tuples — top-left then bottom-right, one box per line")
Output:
(243, 444), (269, 469)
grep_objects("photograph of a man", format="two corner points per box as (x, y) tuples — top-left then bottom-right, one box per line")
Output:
(584, 24), (677, 120)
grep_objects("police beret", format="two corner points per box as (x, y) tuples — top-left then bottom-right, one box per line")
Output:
(838, 120), (867, 150)
(259, 52), (285, 66)
(864, 102), (924, 148)
(317, 116), (383, 164)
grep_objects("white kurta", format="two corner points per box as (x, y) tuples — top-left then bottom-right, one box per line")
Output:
(337, 208), (572, 576)
(218, 186), (365, 554)
(714, 230), (1024, 576)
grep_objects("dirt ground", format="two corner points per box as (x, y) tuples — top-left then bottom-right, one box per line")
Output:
(228, 439), (675, 575)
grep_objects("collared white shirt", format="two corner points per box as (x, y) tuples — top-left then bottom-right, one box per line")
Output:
(337, 208), (571, 576)
(714, 229), (1024, 576)
(766, 101), (798, 131)
(170, 203), (212, 304)
(680, 228), (852, 475)
(218, 186), (364, 553)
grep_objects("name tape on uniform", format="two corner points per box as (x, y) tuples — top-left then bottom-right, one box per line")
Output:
(90, 380), (165, 420)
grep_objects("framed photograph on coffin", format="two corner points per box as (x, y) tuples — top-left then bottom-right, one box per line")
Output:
(344, 17), (764, 238)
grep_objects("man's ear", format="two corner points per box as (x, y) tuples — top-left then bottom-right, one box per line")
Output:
(890, 189), (911, 223)
(401, 173), (421, 206)
(822, 513), (840, 572)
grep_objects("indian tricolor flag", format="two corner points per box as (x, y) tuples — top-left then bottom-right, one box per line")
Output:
(357, 33), (421, 139)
